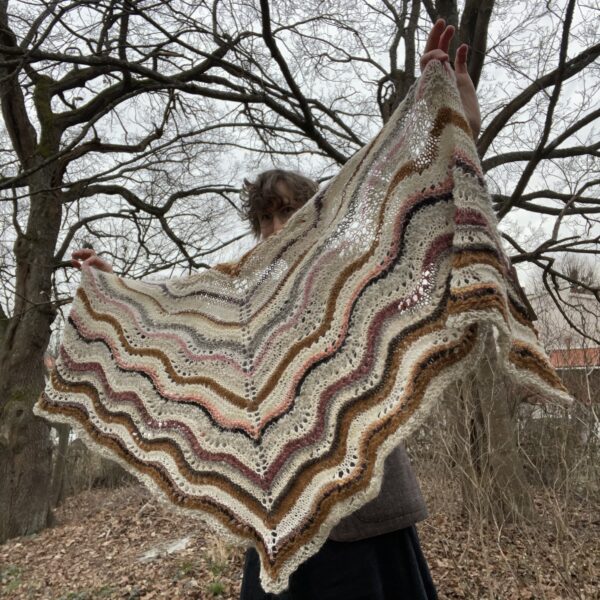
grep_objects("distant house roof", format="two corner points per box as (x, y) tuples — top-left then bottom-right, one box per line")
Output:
(549, 347), (600, 369)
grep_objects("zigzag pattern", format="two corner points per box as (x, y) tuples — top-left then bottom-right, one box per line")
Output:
(34, 61), (569, 593)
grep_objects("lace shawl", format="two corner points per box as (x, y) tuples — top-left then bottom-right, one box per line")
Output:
(34, 61), (569, 592)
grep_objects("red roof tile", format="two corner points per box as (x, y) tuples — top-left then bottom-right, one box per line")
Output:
(549, 347), (600, 368)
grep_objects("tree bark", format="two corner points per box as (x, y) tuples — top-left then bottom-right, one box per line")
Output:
(0, 0), (66, 542)
(0, 171), (63, 541)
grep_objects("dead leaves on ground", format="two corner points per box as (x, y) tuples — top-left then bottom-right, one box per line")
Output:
(0, 484), (598, 599)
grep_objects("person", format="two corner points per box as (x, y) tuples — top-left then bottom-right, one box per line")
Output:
(72, 19), (481, 600)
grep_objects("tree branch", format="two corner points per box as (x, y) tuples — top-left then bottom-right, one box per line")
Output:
(258, 0), (347, 164)
(0, 1), (38, 166)
(483, 141), (600, 171)
(477, 42), (600, 158)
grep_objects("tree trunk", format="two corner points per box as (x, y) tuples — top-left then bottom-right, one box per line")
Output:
(449, 328), (535, 523)
(0, 419), (53, 538)
(0, 171), (63, 542)
(50, 424), (71, 507)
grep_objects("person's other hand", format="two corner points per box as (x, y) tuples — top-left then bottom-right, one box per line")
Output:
(71, 248), (114, 273)
(420, 18), (481, 139)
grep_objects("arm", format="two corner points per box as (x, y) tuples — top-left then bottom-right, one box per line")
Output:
(420, 19), (481, 139)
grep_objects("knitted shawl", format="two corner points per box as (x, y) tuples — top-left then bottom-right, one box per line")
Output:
(34, 60), (569, 593)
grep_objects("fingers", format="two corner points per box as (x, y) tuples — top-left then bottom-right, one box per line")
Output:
(85, 256), (112, 273)
(422, 19), (456, 71)
(455, 43), (469, 74)
(83, 256), (113, 273)
(424, 18), (446, 54)
(70, 248), (113, 273)
(71, 248), (95, 270)
(72, 248), (95, 261)
(438, 24), (455, 55)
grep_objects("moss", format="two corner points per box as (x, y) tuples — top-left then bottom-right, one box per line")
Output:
(208, 580), (225, 597)
(173, 559), (198, 580)
(5, 388), (33, 407)
(0, 564), (22, 593)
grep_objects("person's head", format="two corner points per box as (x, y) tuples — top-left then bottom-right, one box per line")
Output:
(241, 169), (318, 241)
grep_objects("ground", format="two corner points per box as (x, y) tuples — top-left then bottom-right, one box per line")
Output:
(0, 483), (598, 599)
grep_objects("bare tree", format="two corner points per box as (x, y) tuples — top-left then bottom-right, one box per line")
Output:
(0, 0), (258, 541)
(0, 0), (598, 539)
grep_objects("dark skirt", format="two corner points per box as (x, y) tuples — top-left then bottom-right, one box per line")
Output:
(239, 526), (437, 600)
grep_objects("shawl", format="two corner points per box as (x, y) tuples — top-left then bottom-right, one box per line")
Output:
(34, 60), (569, 593)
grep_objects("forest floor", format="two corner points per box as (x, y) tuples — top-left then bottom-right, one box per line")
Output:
(1, 481), (598, 600)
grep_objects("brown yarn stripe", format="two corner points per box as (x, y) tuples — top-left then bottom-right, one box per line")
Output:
(45, 296), (459, 532)
(508, 343), (567, 392)
(41, 314), (474, 565)
(452, 249), (533, 327)
(36, 390), (257, 541)
(260, 324), (480, 573)
(76, 190), (453, 412)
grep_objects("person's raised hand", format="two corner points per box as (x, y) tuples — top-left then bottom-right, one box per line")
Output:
(71, 248), (114, 273)
(420, 19), (481, 139)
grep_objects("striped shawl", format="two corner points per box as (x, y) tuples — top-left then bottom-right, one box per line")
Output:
(34, 60), (569, 593)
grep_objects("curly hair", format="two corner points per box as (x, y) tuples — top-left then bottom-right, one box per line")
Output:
(241, 169), (319, 239)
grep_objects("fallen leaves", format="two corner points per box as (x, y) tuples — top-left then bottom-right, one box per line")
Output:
(0, 481), (598, 599)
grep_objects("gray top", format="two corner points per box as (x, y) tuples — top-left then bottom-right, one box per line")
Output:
(328, 444), (427, 542)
